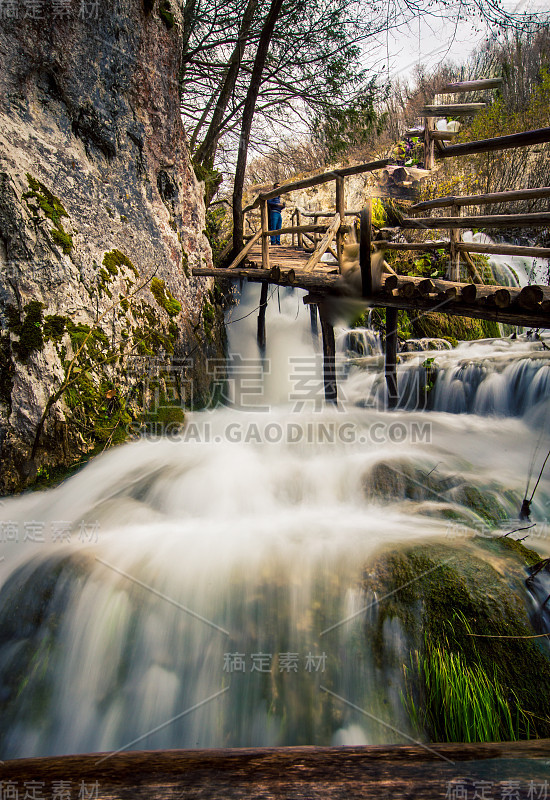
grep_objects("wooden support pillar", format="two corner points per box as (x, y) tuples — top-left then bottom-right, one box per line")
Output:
(449, 203), (461, 282)
(335, 175), (345, 268)
(296, 208), (303, 249)
(257, 281), (269, 356)
(260, 198), (270, 271)
(310, 303), (319, 350)
(319, 303), (337, 405)
(360, 201), (372, 294)
(385, 307), (399, 410)
(424, 116), (436, 170)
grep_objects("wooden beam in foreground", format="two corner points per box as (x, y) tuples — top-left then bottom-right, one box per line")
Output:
(374, 240), (550, 259)
(226, 229), (262, 269)
(304, 213), (341, 272)
(1, 741), (549, 799)
(192, 267), (550, 328)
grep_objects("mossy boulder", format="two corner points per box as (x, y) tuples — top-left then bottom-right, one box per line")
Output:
(364, 537), (550, 741)
(412, 311), (500, 342)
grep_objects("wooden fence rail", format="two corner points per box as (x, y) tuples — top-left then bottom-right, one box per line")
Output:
(437, 126), (550, 159)
(411, 186), (550, 211)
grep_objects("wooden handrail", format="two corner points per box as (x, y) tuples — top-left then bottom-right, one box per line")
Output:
(411, 186), (550, 211)
(456, 242), (550, 259)
(420, 103), (486, 116)
(437, 127), (550, 159)
(298, 209), (361, 218)
(263, 224), (331, 237)
(440, 77), (502, 93)
(401, 211), (550, 229)
(375, 241), (449, 251)
(242, 159), (389, 213)
(374, 239), (550, 259)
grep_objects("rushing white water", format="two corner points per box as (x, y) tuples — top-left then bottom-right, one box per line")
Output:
(0, 284), (549, 759)
(462, 231), (549, 287)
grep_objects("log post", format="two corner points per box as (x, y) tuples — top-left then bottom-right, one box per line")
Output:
(260, 197), (270, 270)
(424, 116), (436, 170)
(335, 175), (345, 268)
(385, 307), (399, 410)
(257, 281), (269, 356)
(310, 303), (319, 350)
(297, 208), (303, 249)
(319, 303), (337, 405)
(291, 210), (296, 247)
(449, 203), (461, 282)
(360, 201), (372, 295)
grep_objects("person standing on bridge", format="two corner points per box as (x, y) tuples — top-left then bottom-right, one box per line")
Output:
(267, 183), (285, 245)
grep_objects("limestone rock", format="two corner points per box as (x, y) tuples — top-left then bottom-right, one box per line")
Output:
(0, 0), (224, 492)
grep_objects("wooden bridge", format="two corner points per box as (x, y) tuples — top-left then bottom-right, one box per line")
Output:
(194, 78), (550, 406)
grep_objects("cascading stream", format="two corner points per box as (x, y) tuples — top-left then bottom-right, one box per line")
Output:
(0, 283), (549, 758)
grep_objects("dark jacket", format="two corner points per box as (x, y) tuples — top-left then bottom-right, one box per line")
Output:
(267, 196), (285, 213)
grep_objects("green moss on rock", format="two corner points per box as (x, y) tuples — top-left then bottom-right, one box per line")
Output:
(51, 228), (73, 254)
(150, 277), (181, 317)
(9, 301), (44, 362)
(412, 312), (500, 342)
(102, 249), (139, 278)
(24, 175), (73, 254)
(202, 300), (216, 343)
(158, 0), (175, 27)
(24, 175), (68, 227)
(43, 315), (67, 341)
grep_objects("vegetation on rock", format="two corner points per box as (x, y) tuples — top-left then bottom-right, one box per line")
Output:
(23, 175), (73, 254)
(366, 538), (550, 742)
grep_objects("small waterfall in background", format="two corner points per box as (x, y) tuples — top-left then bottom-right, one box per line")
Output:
(0, 274), (549, 759)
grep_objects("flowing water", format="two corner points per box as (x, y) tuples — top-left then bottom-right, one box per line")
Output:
(0, 283), (549, 758)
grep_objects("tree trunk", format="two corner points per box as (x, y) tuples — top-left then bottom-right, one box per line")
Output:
(195, 0), (259, 166)
(179, 0), (199, 85)
(232, 0), (285, 257)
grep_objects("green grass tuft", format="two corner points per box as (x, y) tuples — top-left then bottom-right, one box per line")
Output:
(403, 614), (532, 742)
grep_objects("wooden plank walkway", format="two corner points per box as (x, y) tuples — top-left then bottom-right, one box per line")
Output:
(244, 242), (338, 272)
(2, 741), (550, 799)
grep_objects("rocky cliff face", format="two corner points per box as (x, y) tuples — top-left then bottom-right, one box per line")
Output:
(0, 0), (224, 492)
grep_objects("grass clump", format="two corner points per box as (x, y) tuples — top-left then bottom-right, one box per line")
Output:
(404, 618), (531, 743)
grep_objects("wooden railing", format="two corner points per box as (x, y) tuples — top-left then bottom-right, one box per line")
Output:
(233, 158), (388, 273)
(230, 79), (550, 285)
(367, 186), (550, 285)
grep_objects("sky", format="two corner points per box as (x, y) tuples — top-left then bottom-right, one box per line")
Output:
(375, 0), (549, 83)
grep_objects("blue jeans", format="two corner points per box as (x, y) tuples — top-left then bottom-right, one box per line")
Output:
(269, 211), (282, 244)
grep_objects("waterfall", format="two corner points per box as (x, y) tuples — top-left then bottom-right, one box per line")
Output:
(0, 284), (549, 759)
